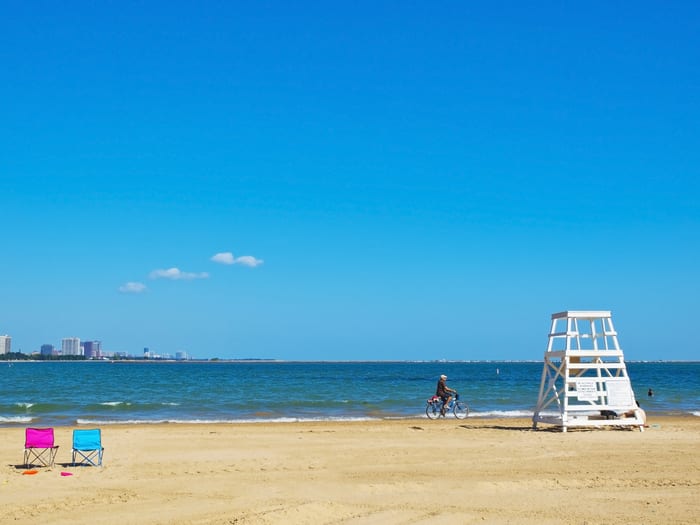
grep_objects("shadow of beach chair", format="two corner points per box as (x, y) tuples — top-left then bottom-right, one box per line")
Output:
(72, 428), (104, 466)
(24, 427), (59, 468)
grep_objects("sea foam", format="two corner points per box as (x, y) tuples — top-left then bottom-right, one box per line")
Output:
(0, 416), (33, 423)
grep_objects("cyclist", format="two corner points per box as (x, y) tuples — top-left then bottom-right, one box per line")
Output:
(436, 374), (456, 415)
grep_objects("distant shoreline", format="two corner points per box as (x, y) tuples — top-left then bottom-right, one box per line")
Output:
(6, 358), (700, 366)
(5, 358), (700, 364)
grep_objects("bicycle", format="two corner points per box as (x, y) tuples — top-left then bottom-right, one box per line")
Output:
(425, 392), (469, 419)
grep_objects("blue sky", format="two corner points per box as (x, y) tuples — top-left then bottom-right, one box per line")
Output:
(2, 2), (698, 360)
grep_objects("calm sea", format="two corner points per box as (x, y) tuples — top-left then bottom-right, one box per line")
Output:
(1, 361), (698, 427)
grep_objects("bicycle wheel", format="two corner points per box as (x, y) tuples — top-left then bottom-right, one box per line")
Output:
(426, 402), (440, 420)
(453, 401), (469, 419)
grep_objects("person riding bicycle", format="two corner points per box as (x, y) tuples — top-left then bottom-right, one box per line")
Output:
(436, 374), (456, 415)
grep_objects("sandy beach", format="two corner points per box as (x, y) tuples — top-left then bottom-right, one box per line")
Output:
(2, 416), (698, 524)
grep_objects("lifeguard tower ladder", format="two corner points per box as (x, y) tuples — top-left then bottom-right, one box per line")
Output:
(532, 311), (644, 432)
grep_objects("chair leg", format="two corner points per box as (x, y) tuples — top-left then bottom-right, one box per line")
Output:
(73, 449), (103, 467)
(23, 447), (58, 468)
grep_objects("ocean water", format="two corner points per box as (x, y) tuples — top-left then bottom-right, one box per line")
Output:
(1, 361), (698, 427)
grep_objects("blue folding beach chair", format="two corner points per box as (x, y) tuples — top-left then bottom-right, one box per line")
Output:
(72, 429), (104, 466)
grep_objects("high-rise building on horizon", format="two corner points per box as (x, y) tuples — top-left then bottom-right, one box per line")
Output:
(61, 337), (81, 356)
(0, 335), (11, 354)
(83, 340), (102, 359)
(40, 344), (55, 357)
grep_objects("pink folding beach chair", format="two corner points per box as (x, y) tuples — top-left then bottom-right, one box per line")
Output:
(23, 427), (59, 468)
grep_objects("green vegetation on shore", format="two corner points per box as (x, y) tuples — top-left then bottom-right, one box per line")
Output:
(0, 352), (87, 361)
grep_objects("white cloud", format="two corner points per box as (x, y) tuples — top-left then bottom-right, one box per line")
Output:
(211, 252), (235, 265)
(211, 252), (264, 268)
(149, 267), (209, 280)
(234, 255), (264, 268)
(119, 282), (147, 293)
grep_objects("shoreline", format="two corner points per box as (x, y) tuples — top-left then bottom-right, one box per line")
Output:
(57, 412), (700, 427)
(3, 411), (697, 429)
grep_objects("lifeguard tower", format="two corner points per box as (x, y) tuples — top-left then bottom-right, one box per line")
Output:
(532, 311), (645, 432)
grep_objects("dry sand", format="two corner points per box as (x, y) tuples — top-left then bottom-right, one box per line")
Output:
(2, 416), (698, 524)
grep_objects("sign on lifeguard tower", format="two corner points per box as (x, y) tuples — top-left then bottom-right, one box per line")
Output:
(532, 311), (645, 432)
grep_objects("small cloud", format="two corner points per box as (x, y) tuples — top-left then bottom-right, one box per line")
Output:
(211, 252), (235, 265)
(234, 255), (264, 268)
(119, 282), (147, 294)
(211, 252), (264, 268)
(149, 267), (209, 280)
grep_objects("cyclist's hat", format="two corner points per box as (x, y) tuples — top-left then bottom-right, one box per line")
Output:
(440, 375), (447, 380)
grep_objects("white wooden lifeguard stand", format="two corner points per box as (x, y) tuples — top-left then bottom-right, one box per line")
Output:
(532, 311), (644, 432)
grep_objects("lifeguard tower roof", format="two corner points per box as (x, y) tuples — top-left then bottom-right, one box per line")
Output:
(551, 310), (611, 319)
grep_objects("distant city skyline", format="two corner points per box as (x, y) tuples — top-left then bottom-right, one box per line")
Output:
(2, 3), (698, 361)
(2, 334), (189, 360)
